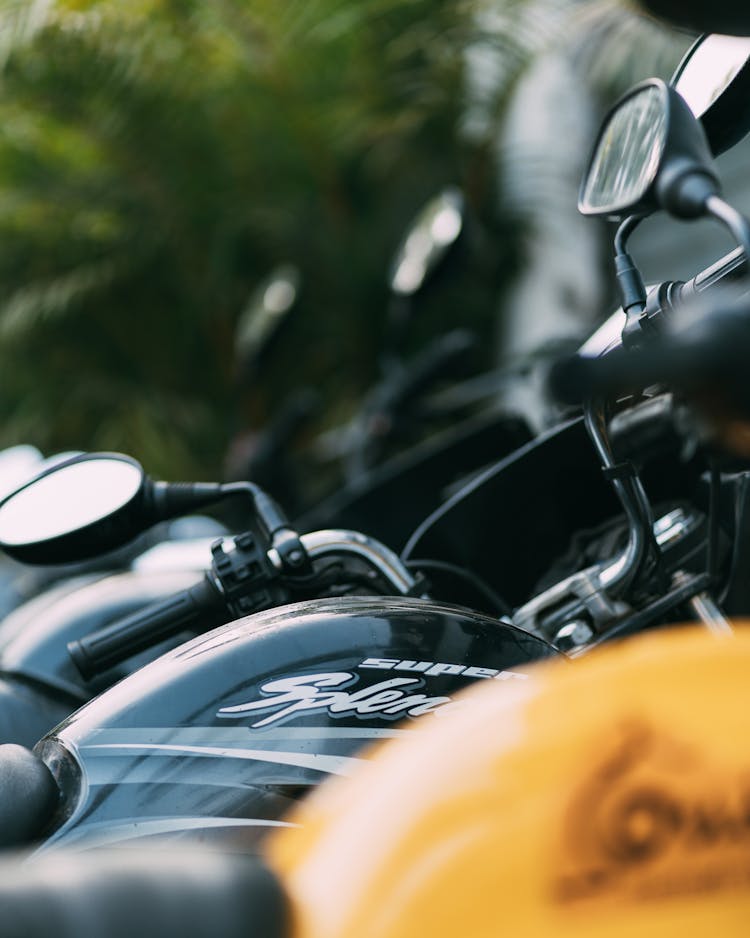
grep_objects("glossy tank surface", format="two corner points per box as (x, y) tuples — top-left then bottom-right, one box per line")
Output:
(36, 596), (558, 852)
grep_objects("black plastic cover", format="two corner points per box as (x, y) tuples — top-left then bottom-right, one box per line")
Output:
(0, 849), (287, 938)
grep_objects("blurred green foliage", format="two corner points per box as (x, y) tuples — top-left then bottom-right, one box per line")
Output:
(0, 0), (513, 478)
(0, 0), (686, 479)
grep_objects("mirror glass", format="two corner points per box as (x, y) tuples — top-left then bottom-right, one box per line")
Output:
(580, 85), (668, 215)
(673, 34), (750, 119)
(0, 456), (143, 547)
(390, 188), (464, 296)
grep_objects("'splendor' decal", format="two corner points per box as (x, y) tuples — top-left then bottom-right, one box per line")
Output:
(217, 672), (457, 728)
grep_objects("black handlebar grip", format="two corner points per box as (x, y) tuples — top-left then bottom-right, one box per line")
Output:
(0, 849), (288, 938)
(68, 575), (228, 681)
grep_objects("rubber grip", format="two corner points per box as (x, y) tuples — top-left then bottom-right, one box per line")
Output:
(68, 575), (227, 680)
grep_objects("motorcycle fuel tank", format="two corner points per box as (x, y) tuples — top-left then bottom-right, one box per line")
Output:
(35, 596), (558, 852)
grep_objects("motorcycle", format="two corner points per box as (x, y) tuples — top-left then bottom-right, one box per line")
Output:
(0, 194), (532, 750)
(288, 187), (533, 546)
(0, 450), (556, 849)
(3, 625), (749, 938)
(405, 33), (750, 649)
(1, 30), (750, 864)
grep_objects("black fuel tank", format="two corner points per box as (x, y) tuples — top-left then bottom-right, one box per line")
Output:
(36, 596), (558, 852)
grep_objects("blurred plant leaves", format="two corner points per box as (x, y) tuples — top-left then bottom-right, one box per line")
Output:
(0, 0), (480, 477)
(0, 0), (694, 479)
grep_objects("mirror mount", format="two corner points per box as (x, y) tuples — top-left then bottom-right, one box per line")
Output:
(655, 158), (721, 220)
(702, 194), (750, 260)
(146, 478), (227, 527)
(0, 451), (302, 569)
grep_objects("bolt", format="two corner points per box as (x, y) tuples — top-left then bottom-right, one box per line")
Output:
(554, 620), (594, 652)
(286, 549), (305, 567)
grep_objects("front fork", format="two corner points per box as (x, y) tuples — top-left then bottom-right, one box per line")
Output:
(512, 398), (733, 650)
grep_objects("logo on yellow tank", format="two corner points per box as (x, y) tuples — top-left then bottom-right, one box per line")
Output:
(554, 720), (750, 905)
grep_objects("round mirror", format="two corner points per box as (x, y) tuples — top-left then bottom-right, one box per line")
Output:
(672, 34), (750, 156)
(580, 84), (668, 216)
(673, 35), (750, 118)
(389, 189), (464, 297)
(0, 454), (146, 564)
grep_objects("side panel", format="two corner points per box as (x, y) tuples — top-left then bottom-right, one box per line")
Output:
(0, 570), (208, 700)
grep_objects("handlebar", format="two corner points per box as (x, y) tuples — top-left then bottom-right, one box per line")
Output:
(68, 529), (420, 681)
(67, 575), (227, 680)
(550, 291), (750, 406)
(550, 241), (750, 406)
(0, 848), (287, 938)
(680, 245), (747, 297)
(537, 246), (750, 643)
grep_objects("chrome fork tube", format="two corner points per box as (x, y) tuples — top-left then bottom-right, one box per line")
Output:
(583, 398), (650, 593)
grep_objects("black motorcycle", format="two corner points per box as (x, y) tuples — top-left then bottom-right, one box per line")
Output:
(2, 30), (750, 863)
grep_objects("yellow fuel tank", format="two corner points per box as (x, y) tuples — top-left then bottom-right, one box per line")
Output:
(269, 626), (750, 937)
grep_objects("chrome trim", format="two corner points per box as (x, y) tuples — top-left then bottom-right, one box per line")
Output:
(513, 505), (702, 639)
(584, 399), (649, 593)
(269, 529), (418, 595)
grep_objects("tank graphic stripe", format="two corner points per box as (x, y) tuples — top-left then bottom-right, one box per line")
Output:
(85, 726), (405, 744)
(80, 743), (363, 776)
(42, 816), (297, 851)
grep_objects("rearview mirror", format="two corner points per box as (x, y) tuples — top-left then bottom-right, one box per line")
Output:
(579, 79), (719, 220)
(389, 188), (464, 297)
(672, 34), (750, 156)
(234, 265), (300, 380)
(0, 453), (226, 565)
(0, 453), (147, 564)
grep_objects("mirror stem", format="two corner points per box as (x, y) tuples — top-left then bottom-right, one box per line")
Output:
(219, 481), (289, 536)
(150, 481), (225, 522)
(220, 480), (309, 572)
(704, 195), (750, 259)
(613, 217), (648, 347)
(153, 480), (293, 544)
(613, 216), (643, 254)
